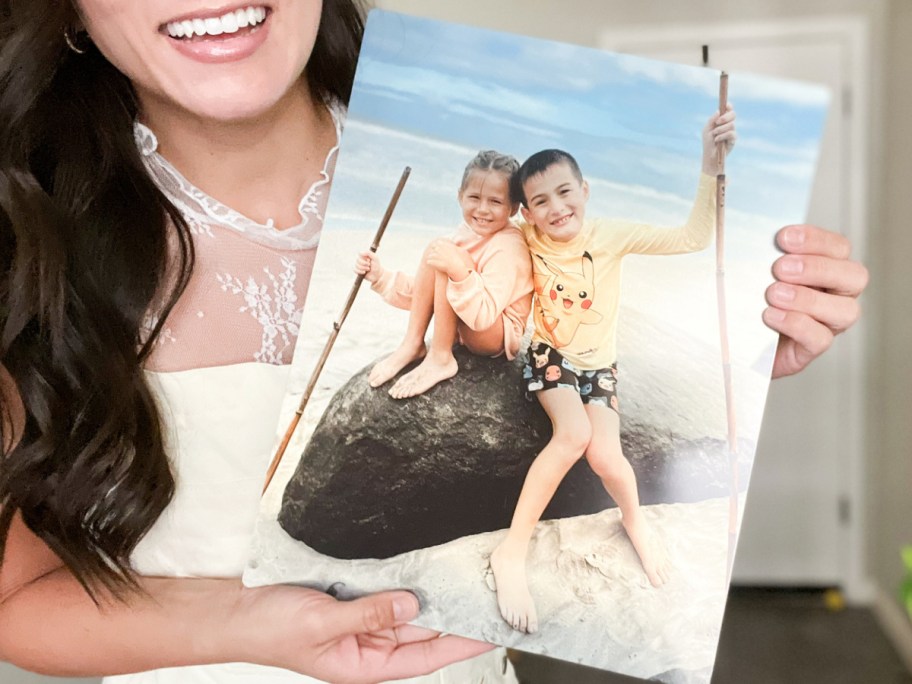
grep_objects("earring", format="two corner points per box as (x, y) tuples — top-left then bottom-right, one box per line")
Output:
(63, 26), (87, 55)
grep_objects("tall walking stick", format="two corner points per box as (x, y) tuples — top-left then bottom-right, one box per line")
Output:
(702, 50), (740, 585)
(714, 73), (740, 581)
(262, 167), (412, 495)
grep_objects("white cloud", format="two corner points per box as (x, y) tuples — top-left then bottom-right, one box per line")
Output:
(736, 137), (819, 161)
(748, 158), (816, 182)
(611, 54), (830, 109)
(729, 73), (830, 108)
(444, 103), (560, 140)
(345, 119), (480, 158)
(357, 61), (632, 140)
(613, 53), (720, 96)
(358, 62), (552, 117)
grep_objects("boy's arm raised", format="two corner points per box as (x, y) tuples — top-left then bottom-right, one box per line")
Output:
(610, 172), (716, 256)
(611, 107), (735, 257)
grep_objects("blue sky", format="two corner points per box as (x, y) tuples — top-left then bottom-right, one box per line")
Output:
(347, 9), (829, 222)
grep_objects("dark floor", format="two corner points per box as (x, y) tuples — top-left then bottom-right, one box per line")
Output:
(510, 587), (912, 684)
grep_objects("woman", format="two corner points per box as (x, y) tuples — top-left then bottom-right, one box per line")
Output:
(0, 0), (868, 682)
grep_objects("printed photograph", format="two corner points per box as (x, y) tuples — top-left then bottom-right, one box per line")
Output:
(244, 10), (829, 682)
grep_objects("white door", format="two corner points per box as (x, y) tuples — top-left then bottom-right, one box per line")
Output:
(601, 21), (868, 590)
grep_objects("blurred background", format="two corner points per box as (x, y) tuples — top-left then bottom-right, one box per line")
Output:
(5, 0), (908, 682)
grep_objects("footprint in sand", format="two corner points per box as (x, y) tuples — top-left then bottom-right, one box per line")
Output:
(484, 561), (497, 592)
(584, 548), (648, 586)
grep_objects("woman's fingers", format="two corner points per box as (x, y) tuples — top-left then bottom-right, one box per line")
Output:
(776, 223), (853, 258)
(377, 633), (495, 683)
(765, 282), (862, 333)
(322, 591), (419, 643)
(772, 253), (869, 296)
(318, 602), (494, 684)
(763, 308), (835, 379)
(765, 223), (868, 378)
(770, 224), (868, 333)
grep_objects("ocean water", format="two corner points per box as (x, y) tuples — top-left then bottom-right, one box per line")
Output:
(326, 119), (779, 364)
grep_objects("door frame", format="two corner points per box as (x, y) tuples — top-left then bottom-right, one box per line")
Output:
(600, 15), (872, 603)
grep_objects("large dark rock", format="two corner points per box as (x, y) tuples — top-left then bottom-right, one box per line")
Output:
(278, 345), (754, 560)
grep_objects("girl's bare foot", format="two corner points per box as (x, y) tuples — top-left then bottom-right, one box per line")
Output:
(489, 539), (539, 634)
(368, 341), (426, 388)
(388, 353), (458, 399)
(622, 513), (670, 587)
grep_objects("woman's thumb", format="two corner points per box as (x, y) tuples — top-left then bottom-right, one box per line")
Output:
(325, 591), (420, 639)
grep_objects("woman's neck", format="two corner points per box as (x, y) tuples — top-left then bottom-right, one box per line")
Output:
(137, 80), (337, 230)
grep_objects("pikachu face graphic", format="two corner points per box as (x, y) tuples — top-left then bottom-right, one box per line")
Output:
(534, 251), (603, 348)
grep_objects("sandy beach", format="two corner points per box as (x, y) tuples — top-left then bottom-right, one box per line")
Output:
(249, 496), (743, 682)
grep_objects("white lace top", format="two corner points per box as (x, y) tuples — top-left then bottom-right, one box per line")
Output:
(110, 107), (514, 684)
(136, 107), (341, 372)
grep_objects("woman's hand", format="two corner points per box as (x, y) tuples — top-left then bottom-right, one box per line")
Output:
(764, 225), (869, 379)
(236, 584), (493, 684)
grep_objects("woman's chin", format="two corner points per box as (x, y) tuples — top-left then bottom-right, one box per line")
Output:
(144, 79), (305, 125)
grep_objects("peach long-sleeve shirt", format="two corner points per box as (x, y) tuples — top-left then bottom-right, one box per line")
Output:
(371, 222), (533, 359)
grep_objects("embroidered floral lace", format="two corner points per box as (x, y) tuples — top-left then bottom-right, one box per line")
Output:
(136, 107), (341, 371)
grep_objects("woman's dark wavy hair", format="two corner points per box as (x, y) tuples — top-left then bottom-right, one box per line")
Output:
(0, 0), (365, 601)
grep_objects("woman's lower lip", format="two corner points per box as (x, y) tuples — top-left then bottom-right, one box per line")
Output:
(166, 18), (271, 64)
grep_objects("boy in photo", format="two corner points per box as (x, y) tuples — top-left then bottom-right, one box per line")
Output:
(489, 107), (737, 634)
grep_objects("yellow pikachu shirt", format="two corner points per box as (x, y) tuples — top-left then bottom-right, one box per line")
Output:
(520, 173), (716, 370)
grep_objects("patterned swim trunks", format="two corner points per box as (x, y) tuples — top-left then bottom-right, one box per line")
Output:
(521, 342), (619, 412)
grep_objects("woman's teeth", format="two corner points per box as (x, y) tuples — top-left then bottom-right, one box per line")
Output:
(166, 7), (268, 39)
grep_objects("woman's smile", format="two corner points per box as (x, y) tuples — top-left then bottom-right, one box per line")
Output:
(160, 4), (274, 63)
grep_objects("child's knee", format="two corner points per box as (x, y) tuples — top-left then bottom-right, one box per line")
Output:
(552, 426), (591, 461)
(587, 448), (625, 480)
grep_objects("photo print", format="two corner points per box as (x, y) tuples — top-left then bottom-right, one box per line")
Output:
(245, 10), (829, 682)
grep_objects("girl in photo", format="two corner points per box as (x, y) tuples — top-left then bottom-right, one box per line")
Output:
(356, 150), (533, 398)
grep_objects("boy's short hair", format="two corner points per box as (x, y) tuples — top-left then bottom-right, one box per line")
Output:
(512, 149), (584, 207)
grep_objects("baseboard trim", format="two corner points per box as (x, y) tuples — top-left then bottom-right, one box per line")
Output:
(873, 588), (912, 674)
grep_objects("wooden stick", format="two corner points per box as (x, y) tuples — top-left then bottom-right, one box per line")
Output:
(262, 167), (412, 495)
(714, 72), (739, 581)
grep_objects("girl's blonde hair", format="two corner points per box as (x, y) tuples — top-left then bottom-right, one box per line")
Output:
(459, 150), (520, 193)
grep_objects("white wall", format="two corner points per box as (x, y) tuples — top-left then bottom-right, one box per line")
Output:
(377, 0), (886, 43)
(869, 0), (912, 619)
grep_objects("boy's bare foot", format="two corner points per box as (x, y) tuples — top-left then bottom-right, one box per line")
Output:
(489, 540), (539, 634)
(388, 354), (458, 399)
(368, 342), (426, 388)
(622, 513), (670, 587)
